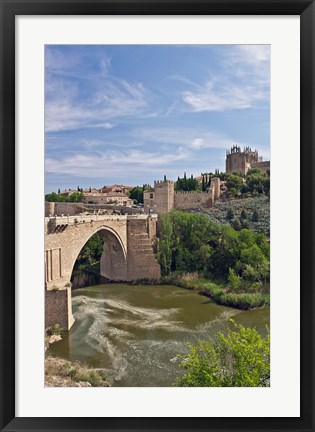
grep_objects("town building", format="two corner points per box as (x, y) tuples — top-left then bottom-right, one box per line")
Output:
(100, 184), (133, 194)
(83, 192), (134, 207)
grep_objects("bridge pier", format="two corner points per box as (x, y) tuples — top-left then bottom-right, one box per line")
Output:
(45, 287), (74, 330)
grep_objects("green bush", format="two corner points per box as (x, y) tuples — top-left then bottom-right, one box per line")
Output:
(175, 321), (270, 387)
(47, 323), (62, 336)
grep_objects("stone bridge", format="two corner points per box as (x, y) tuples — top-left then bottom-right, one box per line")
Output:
(45, 214), (161, 330)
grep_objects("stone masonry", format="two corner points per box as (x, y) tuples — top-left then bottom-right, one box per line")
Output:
(144, 177), (221, 215)
(45, 214), (160, 330)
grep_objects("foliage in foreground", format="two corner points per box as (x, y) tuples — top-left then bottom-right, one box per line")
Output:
(175, 321), (270, 387)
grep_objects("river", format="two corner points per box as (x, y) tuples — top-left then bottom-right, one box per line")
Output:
(47, 281), (269, 387)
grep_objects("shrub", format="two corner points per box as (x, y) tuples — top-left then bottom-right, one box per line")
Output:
(241, 220), (250, 229)
(232, 218), (241, 231)
(226, 208), (234, 220)
(175, 320), (270, 387)
(240, 209), (247, 220)
(47, 323), (62, 336)
(252, 209), (259, 222)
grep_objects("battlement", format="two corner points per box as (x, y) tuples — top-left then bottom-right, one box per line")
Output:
(226, 145), (258, 156)
(154, 180), (174, 186)
(175, 190), (210, 195)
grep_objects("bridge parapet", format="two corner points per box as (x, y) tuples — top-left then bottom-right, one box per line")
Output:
(46, 213), (158, 232)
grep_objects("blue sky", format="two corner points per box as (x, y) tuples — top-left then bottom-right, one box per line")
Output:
(45, 45), (270, 193)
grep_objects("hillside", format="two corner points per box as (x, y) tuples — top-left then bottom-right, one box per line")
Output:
(196, 195), (270, 235)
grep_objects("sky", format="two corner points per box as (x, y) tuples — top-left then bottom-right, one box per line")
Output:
(45, 45), (270, 194)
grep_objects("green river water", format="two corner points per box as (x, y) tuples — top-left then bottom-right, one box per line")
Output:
(47, 283), (270, 387)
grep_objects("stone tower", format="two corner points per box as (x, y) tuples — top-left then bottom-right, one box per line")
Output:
(226, 145), (259, 175)
(153, 180), (175, 214)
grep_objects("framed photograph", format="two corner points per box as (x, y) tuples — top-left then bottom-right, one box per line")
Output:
(0, 0), (314, 431)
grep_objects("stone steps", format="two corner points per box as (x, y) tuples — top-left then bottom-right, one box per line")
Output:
(127, 230), (161, 279)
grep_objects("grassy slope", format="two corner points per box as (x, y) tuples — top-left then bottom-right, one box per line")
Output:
(196, 195), (270, 235)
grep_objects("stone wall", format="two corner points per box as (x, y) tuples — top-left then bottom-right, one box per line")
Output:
(45, 201), (143, 217)
(211, 177), (221, 199)
(45, 202), (84, 217)
(251, 161), (270, 171)
(174, 191), (212, 210)
(146, 216), (158, 244)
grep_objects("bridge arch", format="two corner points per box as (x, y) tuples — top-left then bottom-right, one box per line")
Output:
(69, 225), (128, 282)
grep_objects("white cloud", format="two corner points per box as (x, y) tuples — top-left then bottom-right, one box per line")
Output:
(45, 49), (155, 133)
(191, 138), (204, 149)
(181, 45), (270, 112)
(45, 77), (152, 132)
(132, 126), (247, 150)
(45, 146), (190, 178)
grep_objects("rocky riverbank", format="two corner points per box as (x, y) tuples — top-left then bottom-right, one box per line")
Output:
(45, 356), (111, 387)
(45, 325), (111, 387)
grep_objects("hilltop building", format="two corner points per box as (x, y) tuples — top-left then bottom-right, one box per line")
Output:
(226, 146), (270, 175)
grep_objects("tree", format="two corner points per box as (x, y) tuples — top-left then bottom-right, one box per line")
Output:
(252, 209), (259, 222)
(228, 268), (242, 291)
(129, 186), (144, 204)
(45, 192), (68, 202)
(241, 219), (250, 230)
(69, 192), (84, 202)
(226, 173), (243, 192)
(175, 320), (270, 387)
(58, 188), (60, 194)
(240, 183), (250, 195)
(158, 214), (174, 274)
(175, 173), (199, 192)
(226, 208), (234, 220)
(240, 209), (247, 220)
(76, 233), (104, 266)
(232, 218), (241, 231)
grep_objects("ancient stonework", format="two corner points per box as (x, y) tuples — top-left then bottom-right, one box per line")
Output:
(45, 214), (161, 330)
(226, 145), (270, 175)
(144, 177), (221, 215)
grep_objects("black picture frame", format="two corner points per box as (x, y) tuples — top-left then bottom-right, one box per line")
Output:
(1, 0), (314, 431)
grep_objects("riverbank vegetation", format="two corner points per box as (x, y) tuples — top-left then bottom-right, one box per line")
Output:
(158, 211), (269, 309)
(175, 320), (270, 387)
(45, 356), (111, 387)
